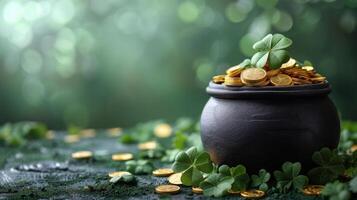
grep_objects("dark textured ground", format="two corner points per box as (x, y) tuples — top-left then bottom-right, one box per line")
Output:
(0, 131), (323, 200)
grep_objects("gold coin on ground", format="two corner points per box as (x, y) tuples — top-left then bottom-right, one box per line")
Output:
(108, 171), (131, 178)
(241, 68), (267, 84)
(46, 131), (55, 140)
(212, 75), (225, 84)
(168, 173), (183, 185)
(153, 168), (174, 177)
(226, 65), (245, 77)
(240, 190), (265, 199)
(192, 187), (203, 194)
(281, 58), (296, 68)
(80, 129), (96, 138)
(138, 141), (157, 150)
(270, 74), (292, 86)
(224, 76), (244, 87)
(64, 134), (80, 143)
(302, 185), (324, 196)
(228, 189), (241, 195)
(351, 145), (357, 152)
(155, 184), (181, 194)
(72, 151), (93, 159)
(107, 128), (122, 137)
(112, 153), (133, 161)
(154, 124), (172, 138)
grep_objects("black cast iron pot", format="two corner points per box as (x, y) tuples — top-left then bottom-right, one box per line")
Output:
(200, 82), (340, 173)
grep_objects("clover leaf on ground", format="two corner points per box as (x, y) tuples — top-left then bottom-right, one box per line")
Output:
(172, 147), (213, 186)
(125, 160), (154, 175)
(110, 173), (136, 184)
(251, 33), (292, 69)
(251, 169), (271, 191)
(218, 164), (250, 192)
(322, 181), (351, 200)
(307, 148), (345, 184)
(274, 162), (308, 193)
(199, 173), (234, 197)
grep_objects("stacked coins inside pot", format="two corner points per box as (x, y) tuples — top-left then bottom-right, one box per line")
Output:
(212, 58), (326, 87)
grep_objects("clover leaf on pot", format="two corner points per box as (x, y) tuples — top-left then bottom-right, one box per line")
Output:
(251, 34), (292, 69)
(172, 147), (213, 186)
(199, 173), (234, 197)
(218, 164), (250, 192)
(322, 181), (351, 200)
(251, 169), (271, 192)
(307, 148), (345, 184)
(274, 162), (308, 193)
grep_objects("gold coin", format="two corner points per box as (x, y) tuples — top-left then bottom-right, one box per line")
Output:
(46, 131), (55, 140)
(212, 75), (225, 84)
(310, 77), (326, 83)
(266, 69), (280, 78)
(351, 145), (357, 152)
(80, 129), (96, 138)
(138, 141), (157, 150)
(281, 58), (296, 68)
(108, 171), (131, 178)
(107, 128), (122, 137)
(228, 189), (240, 195)
(226, 65), (245, 77)
(241, 68), (267, 84)
(71, 151), (93, 159)
(154, 124), (172, 138)
(240, 190), (265, 199)
(302, 185), (324, 196)
(64, 134), (80, 143)
(243, 78), (270, 87)
(112, 153), (133, 161)
(224, 76), (244, 87)
(153, 168), (174, 177)
(192, 187), (203, 194)
(270, 74), (292, 86)
(168, 173), (183, 185)
(155, 184), (181, 194)
(302, 66), (314, 71)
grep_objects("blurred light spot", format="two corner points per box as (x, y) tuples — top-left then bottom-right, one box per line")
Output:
(240, 34), (257, 57)
(55, 28), (76, 53)
(196, 62), (214, 84)
(55, 63), (76, 78)
(22, 77), (45, 106)
(225, 0), (254, 23)
(301, 8), (321, 32)
(272, 11), (293, 32)
(340, 12), (356, 33)
(116, 11), (140, 35)
(10, 23), (33, 48)
(4, 51), (20, 74)
(3, 1), (23, 24)
(249, 15), (271, 38)
(21, 49), (43, 75)
(199, 6), (216, 27)
(178, 1), (200, 23)
(63, 103), (89, 127)
(76, 29), (95, 54)
(23, 1), (44, 21)
(51, 0), (75, 25)
(256, 0), (278, 9)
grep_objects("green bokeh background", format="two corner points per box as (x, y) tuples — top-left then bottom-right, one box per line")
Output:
(0, 0), (356, 129)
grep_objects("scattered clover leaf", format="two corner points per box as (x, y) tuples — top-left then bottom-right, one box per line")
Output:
(161, 149), (180, 163)
(199, 173), (234, 197)
(274, 162), (308, 193)
(251, 33), (292, 69)
(307, 148), (345, 184)
(322, 181), (351, 200)
(218, 164), (250, 192)
(172, 147), (213, 186)
(172, 131), (188, 150)
(251, 169), (271, 191)
(139, 148), (165, 159)
(125, 160), (154, 175)
(110, 173), (136, 184)
(349, 176), (357, 193)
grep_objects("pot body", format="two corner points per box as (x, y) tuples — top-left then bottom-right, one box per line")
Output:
(200, 83), (340, 173)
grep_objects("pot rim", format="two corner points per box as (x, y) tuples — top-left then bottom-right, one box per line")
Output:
(206, 82), (331, 99)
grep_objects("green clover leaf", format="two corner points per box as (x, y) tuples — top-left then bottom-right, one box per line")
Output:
(199, 173), (234, 197)
(172, 147), (213, 186)
(349, 176), (357, 193)
(125, 160), (154, 175)
(251, 169), (271, 191)
(251, 33), (292, 69)
(239, 59), (252, 68)
(110, 173), (136, 184)
(322, 181), (351, 200)
(274, 162), (308, 193)
(217, 165), (250, 192)
(307, 148), (345, 184)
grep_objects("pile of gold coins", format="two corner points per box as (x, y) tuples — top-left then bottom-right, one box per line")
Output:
(212, 58), (326, 87)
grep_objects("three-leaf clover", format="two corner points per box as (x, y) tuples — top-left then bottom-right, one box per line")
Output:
(125, 160), (154, 175)
(322, 181), (351, 200)
(172, 147), (213, 186)
(274, 162), (308, 193)
(219, 165), (250, 192)
(251, 169), (271, 191)
(110, 173), (136, 184)
(199, 173), (234, 197)
(307, 148), (345, 184)
(251, 33), (292, 69)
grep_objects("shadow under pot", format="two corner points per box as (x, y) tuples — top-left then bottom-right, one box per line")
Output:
(200, 82), (340, 174)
